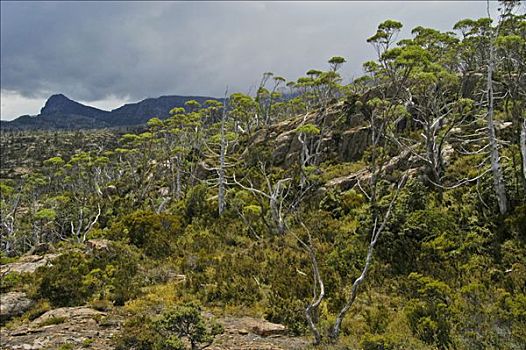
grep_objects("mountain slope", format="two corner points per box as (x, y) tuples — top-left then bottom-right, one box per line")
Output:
(104, 95), (219, 126)
(1, 94), (220, 130)
(40, 94), (109, 119)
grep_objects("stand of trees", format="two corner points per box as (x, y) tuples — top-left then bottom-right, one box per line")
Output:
(1, 2), (525, 349)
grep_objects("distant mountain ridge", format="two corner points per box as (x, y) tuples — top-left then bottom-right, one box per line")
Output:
(1, 94), (221, 130)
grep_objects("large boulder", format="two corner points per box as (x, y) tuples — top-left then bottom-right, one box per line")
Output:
(31, 306), (105, 326)
(251, 320), (287, 337)
(0, 292), (34, 322)
(0, 306), (120, 350)
(0, 254), (60, 275)
(220, 316), (287, 337)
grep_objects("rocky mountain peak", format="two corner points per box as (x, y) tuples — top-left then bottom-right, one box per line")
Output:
(40, 94), (77, 114)
(39, 94), (108, 119)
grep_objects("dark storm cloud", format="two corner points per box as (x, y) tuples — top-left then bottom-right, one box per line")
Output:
(1, 1), (497, 105)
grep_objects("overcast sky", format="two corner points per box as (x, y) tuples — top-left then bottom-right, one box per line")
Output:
(0, 1), (504, 120)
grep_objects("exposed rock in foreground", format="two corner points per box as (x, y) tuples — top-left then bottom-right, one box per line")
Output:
(0, 254), (60, 275)
(0, 293), (34, 323)
(211, 316), (308, 350)
(0, 307), (122, 350)
(1, 309), (308, 350)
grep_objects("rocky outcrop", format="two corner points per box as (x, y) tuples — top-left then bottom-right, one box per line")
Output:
(326, 148), (415, 190)
(252, 102), (371, 167)
(325, 169), (369, 190)
(222, 317), (287, 337)
(1, 310), (306, 350)
(31, 307), (105, 325)
(211, 316), (307, 350)
(1, 254), (59, 323)
(0, 307), (122, 350)
(0, 254), (60, 275)
(337, 126), (371, 162)
(0, 292), (34, 322)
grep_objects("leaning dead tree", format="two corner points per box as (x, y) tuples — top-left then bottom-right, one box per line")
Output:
(330, 174), (407, 340)
(293, 222), (325, 345)
(295, 123), (321, 189)
(293, 91), (408, 344)
(295, 171), (407, 344)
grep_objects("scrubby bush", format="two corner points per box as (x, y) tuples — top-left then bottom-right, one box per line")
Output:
(114, 314), (160, 350)
(34, 242), (142, 307)
(115, 302), (223, 350)
(35, 251), (91, 307)
(360, 333), (406, 350)
(265, 292), (307, 336)
(107, 210), (181, 258)
(404, 273), (452, 348)
(185, 184), (214, 221)
(88, 241), (142, 305)
(18, 300), (52, 322)
(0, 271), (30, 293)
(155, 302), (223, 350)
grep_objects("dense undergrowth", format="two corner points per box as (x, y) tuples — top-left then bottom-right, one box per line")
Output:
(1, 5), (526, 349)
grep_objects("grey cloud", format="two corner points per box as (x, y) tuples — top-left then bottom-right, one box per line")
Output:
(1, 1), (496, 103)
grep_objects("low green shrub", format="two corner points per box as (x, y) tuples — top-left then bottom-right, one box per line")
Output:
(155, 302), (223, 350)
(0, 272), (30, 293)
(35, 251), (91, 307)
(107, 210), (181, 258)
(115, 302), (223, 350)
(34, 242), (141, 307)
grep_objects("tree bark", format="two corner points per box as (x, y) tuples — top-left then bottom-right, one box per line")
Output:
(330, 175), (406, 341)
(295, 227), (324, 345)
(218, 99), (227, 215)
(521, 118), (526, 185)
(487, 37), (508, 215)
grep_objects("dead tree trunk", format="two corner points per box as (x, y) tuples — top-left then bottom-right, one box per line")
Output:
(330, 175), (406, 341)
(521, 118), (526, 184)
(486, 31), (508, 215)
(218, 94), (228, 215)
(295, 224), (325, 345)
(232, 170), (291, 235)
